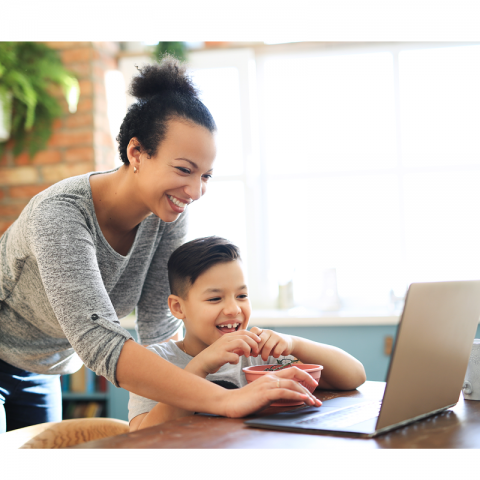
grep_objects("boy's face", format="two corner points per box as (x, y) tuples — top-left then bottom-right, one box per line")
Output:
(169, 259), (251, 355)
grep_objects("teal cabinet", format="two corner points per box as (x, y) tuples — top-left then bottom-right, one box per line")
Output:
(106, 325), (398, 420)
(108, 380), (132, 421)
(267, 325), (398, 382)
(106, 328), (137, 421)
(268, 324), (480, 383)
(73, 325), (480, 422)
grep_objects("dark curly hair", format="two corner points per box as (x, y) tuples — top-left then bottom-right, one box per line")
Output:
(168, 236), (241, 299)
(116, 54), (217, 165)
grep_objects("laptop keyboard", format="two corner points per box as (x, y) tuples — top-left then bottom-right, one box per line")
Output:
(295, 401), (382, 429)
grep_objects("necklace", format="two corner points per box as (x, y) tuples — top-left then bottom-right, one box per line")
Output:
(180, 340), (191, 356)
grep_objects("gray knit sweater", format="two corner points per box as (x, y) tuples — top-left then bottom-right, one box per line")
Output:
(0, 170), (186, 386)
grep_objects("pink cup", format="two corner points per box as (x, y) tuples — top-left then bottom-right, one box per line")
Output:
(242, 364), (323, 407)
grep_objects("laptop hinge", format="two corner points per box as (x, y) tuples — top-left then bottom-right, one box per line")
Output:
(374, 404), (456, 436)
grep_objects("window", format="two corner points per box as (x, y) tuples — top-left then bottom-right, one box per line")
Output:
(398, 45), (480, 286)
(117, 42), (480, 311)
(185, 49), (258, 298)
(259, 48), (399, 309)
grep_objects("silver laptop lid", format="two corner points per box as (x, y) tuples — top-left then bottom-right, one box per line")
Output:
(376, 280), (480, 432)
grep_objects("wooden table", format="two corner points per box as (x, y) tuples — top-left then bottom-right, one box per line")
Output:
(73, 381), (480, 448)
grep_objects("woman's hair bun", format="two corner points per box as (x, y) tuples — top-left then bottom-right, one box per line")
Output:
(128, 54), (198, 100)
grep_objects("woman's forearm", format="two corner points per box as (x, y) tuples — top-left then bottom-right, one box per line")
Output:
(116, 339), (228, 415)
(137, 402), (192, 430)
(133, 350), (213, 430)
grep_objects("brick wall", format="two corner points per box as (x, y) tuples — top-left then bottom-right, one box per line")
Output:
(0, 42), (120, 236)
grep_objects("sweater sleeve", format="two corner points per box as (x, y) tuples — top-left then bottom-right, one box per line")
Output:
(134, 210), (188, 345)
(27, 197), (133, 386)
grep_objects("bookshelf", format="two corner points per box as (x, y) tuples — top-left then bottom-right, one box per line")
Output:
(60, 364), (109, 419)
(60, 327), (137, 421)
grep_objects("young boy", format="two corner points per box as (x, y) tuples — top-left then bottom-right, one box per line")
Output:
(128, 236), (366, 431)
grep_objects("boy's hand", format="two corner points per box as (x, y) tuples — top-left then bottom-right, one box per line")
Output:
(249, 327), (295, 361)
(189, 330), (261, 376)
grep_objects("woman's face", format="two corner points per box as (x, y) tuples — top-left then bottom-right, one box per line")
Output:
(131, 119), (217, 223)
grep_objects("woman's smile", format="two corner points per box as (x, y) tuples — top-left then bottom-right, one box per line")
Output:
(131, 120), (216, 224)
(167, 194), (190, 213)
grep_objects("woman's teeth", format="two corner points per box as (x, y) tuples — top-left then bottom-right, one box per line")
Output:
(168, 195), (187, 208)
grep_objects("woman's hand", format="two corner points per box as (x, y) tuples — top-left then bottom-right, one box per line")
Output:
(249, 326), (295, 361)
(118, 340), (322, 422)
(222, 366), (322, 418)
(188, 330), (261, 376)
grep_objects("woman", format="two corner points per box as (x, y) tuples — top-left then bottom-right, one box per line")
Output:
(0, 56), (320, 433)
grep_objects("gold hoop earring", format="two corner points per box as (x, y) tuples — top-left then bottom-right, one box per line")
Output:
(133, 166), (137, 173)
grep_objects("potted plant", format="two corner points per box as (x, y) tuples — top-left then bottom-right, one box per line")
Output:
(0, 42), (79, 158)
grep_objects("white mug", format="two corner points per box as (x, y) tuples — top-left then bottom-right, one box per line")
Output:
(462, 339), (480, 400)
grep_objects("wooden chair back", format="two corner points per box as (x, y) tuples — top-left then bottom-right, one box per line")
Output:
(0, 417), (129, 449)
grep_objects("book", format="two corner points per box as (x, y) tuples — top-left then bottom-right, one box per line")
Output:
(72, 402), (88, 418)
(60, 375), (70, 392)
(70, 365), (86, 393)
(84, 401), (102, 418)
(85, 367), (96, 393)
(64, 401), (77, 419)
(97, 375), (108, 393)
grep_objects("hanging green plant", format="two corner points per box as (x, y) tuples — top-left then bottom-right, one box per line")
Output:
(0, 42), (80, 159)
(152, 42), (187, 63)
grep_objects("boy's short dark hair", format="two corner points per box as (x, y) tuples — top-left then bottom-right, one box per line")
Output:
(168, 236), (241, 298)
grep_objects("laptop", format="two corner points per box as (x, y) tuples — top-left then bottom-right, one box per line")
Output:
(245, 280), (480, 437)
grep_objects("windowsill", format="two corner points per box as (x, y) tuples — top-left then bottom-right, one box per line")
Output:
(248, 306), (401, 327)
(119, 306), (402, 330)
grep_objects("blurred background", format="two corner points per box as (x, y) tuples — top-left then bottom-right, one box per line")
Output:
(3, 40), (480, 415)
(3, 40), (480, 313)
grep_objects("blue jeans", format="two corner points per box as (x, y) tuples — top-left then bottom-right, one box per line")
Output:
(0, 358), (62, 433)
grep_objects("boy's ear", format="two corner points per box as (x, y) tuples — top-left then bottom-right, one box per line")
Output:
(168, 295), (186, 319)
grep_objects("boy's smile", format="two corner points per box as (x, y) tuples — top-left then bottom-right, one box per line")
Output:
(170, 259), (251, 357)
(216, 322), (241, 334)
